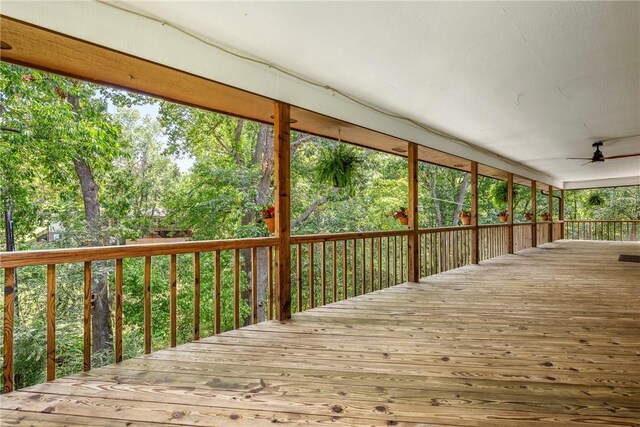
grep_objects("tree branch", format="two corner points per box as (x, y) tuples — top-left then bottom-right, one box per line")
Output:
(292, 187), (340, 229)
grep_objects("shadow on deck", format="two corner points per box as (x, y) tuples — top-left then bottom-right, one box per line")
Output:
(1, 240), (639, 426)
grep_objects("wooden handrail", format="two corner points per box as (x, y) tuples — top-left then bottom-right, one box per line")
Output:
(0, 237), (278, 268)
(290, 229), (410, 244)
(419, 225), (474, 233)
(478, 223), (510, 229)
(564, 220), (639, 223)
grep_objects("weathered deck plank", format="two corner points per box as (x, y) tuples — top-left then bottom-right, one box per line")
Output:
(1, 240), (639, 426)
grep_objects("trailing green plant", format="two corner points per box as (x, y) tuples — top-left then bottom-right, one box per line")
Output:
(586, 192), (605, 208)
(490, 180), (508, 205)
(315, 144), (363, 196)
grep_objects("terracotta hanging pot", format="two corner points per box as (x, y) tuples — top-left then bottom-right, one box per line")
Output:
(541, 213), (549, 222)
(265, 217), (275, 233)
(399, 217), (409, 226)
(498, 215), (508, 223)
(459, 214), (471, 225)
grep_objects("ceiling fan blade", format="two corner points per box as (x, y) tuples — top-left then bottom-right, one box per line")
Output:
(600, 135), (640, 144)
(580, 161), (594, 166)
(603, 153), (640, 160)
(567, 157), (592, 160)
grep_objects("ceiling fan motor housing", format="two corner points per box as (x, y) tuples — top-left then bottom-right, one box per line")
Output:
(592, 141), (605, 162)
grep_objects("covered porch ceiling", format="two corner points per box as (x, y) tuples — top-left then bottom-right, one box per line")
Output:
(1, 1), (639, 189)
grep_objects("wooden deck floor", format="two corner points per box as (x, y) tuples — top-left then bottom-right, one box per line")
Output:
(1, 240), (639, 426)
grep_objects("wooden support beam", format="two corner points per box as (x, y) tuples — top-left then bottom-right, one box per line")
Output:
(507, 173), (514, 254)
(3, 267), (15, 393)
(531, 181), (537, 248)
(548, 187), (554, 241)
(407, 143), (420, 282)
(559, 189), (565, 239)
(471, 162), (479, 264)
(274, 101), (291, 321)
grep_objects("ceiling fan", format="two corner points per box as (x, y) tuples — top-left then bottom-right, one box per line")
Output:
(567, 136), (640, 166)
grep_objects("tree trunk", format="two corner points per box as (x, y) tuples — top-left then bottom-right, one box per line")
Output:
(428, 172), (443, 227)
(73, 158), (112, 353)
(68, 94), (112, 354)
(4, 205), (19, 317)
(451, 173), (470, 226)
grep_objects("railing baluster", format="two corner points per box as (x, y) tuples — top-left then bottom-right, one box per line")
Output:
(309, 242), (315, 309)
(46, 264), (56, 381)
(194, 252), (201, 338)
(386, 236), (391, 287)
(332, 240), (337, 303)
(214, 251), (221, 334)
(369, 238), (374, 292)
(84, 261), (92, 369)
(296, 244), (302, 312)
(393, 236), (397, 285)
(267, 246), (273, 320)
(378, 237), (382, 290)
(321, 241), (326, 306)
(170, 254), (177, 347)
(115, 259), (123, 363)
(233, 248), (240, 329)
(342, 240), (347, 299)
(251, 247), (257, 324)
(400, 236), (405, 282)
(361, 239), (366, 294)
(144, 256), (151, 354)
(352, 239), (357, 296)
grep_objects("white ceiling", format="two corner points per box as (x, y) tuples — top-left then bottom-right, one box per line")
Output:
(8, 1), (636, 185)
(113, 0), (640, 185)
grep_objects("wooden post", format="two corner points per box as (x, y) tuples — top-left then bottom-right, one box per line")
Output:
(548, 187), (554, 241)
(531, 181), (537, 248)
(274, 101), (291, 320)
(3, 267), (15, 392)
(507, 173), (514, 254)
(471, 162), (479, 264)
(407, 143), (420, 282)
(559, 189), (565, 240)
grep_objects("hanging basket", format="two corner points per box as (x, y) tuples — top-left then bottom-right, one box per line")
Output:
(459, 214), (471, 225)
(399, 217), (409, 226)
(264, 217), (275, 233)
(541, 213), (549, 222)
(498, 215), (508, 223)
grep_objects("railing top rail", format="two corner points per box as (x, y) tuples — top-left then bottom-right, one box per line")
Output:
(564, 220), (640, 223)
(291, 229), (411, 244)
(478, 223), (510, 229)
(0, 237), (279, 268)
(418, 225), (474, 233)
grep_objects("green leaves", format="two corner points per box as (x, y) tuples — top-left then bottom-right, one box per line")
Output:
(315, 143), (363, 196)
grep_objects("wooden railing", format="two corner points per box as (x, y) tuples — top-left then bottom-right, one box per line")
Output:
(478, 224), (509, 262)
(536, 222), (551, 245)
(1, 237), (278, 392)
(419, 226), (472, 275)
(564, 220), (639, 241)
(3, 217), (600, 392)
(290, 230), (410, 311)
(513, 223), (533, 252)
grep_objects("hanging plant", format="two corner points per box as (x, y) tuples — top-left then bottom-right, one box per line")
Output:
(315, 144), (363, 196)
(586, 192), (605, 208)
